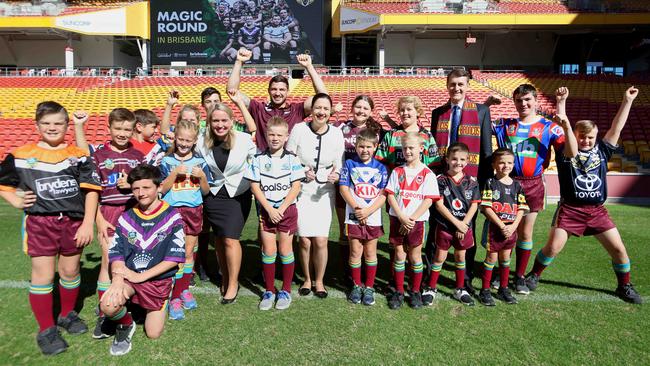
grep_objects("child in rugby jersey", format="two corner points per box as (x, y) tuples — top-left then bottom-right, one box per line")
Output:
(103, 164), (185, 356)
(385, 132), (440, 310)
(478, 148), (529, 306)
(159, 120), (212, 320)
(0, 101), (101, 356)
(424, 142), (480, 306)
(526, 87), (642, 304)
(339, 128), (388, 306)
(132, 109), (167, 166)
(245, 116), (304, 310)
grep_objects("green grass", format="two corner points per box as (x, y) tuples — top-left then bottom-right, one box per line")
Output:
(0, 201), (648, 365)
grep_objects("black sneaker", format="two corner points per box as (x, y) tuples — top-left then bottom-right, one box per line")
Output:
(409, 291), (423, 309)
(496, 287), (518, 304)
(453, 288), (475, 306)
(421, 286), (437, 306)
(189, 274), (196, 288)
(92, 316), (116, 340)
(478, 289), (496, 307)
(57, 311), (88, 335)
(36, 326), (68, 356)
(514, 276), (530, 295)
(388, 292), (404, 310)
(110, 322), (136, 356)
(616, 283), (643, 304)
(464, 278), (477, 297)
(525, 273), (540, 291)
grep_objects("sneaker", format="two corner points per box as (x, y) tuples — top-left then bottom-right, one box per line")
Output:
(362, 287), (376, 306)
(36, 326), (68, 356)
(409, 291), (423, 309)
(259, 291), (275, 311)
(421, 286), (438, 306)
(181, 290), (198, 310)
(348, 285), (363, 304)
(189, 275), (196, 288)
(110, 322), (136, 356)
(388, 292), (404, 310)
(616, 283), (643, 304)
(168, 298), (185, 320)
(525, 273), (540, 291)
(491, 277), (500, 290)
(57, 311), (88, 335)
(514, 276), (530, 295)
(478, 289), (496, 307)
(496, 287), (518, 304)
(464, 278), (477, 297)
(275, 290), (292, 310)
(453, 288), (475, 306)
(92, 316), (116, 340)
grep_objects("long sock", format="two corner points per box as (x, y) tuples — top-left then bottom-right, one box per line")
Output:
(262, 252), (277, 292)
(59, 275), (81, 318)
(171, 263), (185, 300)
(411, 262), (424, 292)
(109, 307), (133, 326)
(428, 264), (442, 289)
(394, 260), (406, 294)
(364, 259), (378, 288)
(516, 241), (533, 277)
(531, 250), (555, 277)
(455, 261), (466, 289)
(97, 281), (111, 316)
(482, 261), (495, 289)
(29, 283), (54, 332)
(350, 259), (362, 286)
(612, 260), (631, 287)
(280, 253), (295, 293)
(181, 262), (194, 292)
(499, 260), (511, 288)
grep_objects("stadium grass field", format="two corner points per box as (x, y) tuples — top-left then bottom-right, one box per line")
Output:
(0, 201), (648, 365)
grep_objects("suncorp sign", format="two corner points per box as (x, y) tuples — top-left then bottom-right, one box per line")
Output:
(340, 7), (380, 33)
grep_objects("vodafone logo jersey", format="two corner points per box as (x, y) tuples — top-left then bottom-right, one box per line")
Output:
(434, 173), (481, 232)
(385, 164), (440, 221)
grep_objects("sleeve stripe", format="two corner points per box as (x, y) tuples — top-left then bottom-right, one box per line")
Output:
(0, 185), (17, 192)
(80, 183), (102, 191)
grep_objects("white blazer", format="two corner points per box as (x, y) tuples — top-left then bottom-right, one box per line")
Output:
(196, 131), (256, 197)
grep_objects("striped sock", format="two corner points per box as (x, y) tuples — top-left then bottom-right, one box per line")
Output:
(181, 261), (194, 291)
(350, 259), (362, 286)
(171, 263), (185, 300)
(394, 260), (406, 294)
(499, 260), (511, 288)
(59, 275), (81, 318)
(262, 252), (277, 292)
(612, 260), (631, 287)
(411, 262), (424, 292)
(29, 283), (54, 332)
(516, 241), (534, 277)
(109, 306), (133, 326)
(455, 261), (466, 289)
(531, 250), (555, 277)
(364, 258), (378, 288)
(97, 281), (111, 316)
(428, 264), (443, 289)
(482, 261), (495, 289)
(280, 253), (295, 293)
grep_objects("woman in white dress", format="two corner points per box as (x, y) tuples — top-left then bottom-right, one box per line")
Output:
(286, 93), (345, 298)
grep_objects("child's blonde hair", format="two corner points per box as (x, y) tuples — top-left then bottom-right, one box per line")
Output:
(396, 96), (424, 117)
(176, 104), (201, 124)
(168, 119), (199, 155)
(267, 116), (289, 132)
(401, 131), (424, 146)
(575, 120), (597, 134)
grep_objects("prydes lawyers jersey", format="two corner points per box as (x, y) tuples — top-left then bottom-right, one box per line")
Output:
(91, 142), (144, 206)
(244, 149), (305, 208)
(375, 126), (440, 172)
(0, 143), (102, 218)
(108, 201), (185, 280)
(556, 139), (616, 205)
(435, 174), (481, 232)
(481, 178), (529, 223)
(493, 116), (565, 177)
(339, 156), (388, 226)
(385, 164), (440, 221)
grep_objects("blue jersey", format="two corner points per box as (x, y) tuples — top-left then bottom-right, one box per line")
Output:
(244, 149), (304, 208)
(108, 201), (185, 280)
(339, 156), (388, 226)
(159, 153), (212, 208)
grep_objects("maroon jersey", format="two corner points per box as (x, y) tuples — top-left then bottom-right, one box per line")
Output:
(91, 142), (144, 205)
(434, 174), (481, 232)
(248, 99), (306, 151)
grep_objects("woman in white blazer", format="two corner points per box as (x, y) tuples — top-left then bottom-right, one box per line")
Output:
(196, 103), (256, 304)
(287, 93), (345, 298)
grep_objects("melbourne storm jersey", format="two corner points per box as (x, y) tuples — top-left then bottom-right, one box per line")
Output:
(481, 177), (529, 223)
(385, 164), (440, 221)
(556, 139), (615, 205)
(239, 26), (261, 44)
(159, 153), (213, 208)
(493, 116), (565, 177)
(434, 174), (481, 231)
(109, 201), (185, 280)
(0, 143), (102, 218)
(375, 126), (441, 172)
(339, 157), (388, 226)
(244, 149), (305, 208)
(92, 142), (143, 205)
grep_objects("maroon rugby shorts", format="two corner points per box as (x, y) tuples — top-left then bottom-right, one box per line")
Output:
(552, 202), (616, 237)
(23, 214), (83, 257)
(389, 216), (427, 248)
(100, 204), (129, 238)
(485, 222), (517, 253)
(176, 205), (204, 236)
(346, 223), (384, 241)
(435, 226), (474, 251)
(125, 277), (173, 311)
(515, 174), (545, 212)
(260, 204), (298, 234)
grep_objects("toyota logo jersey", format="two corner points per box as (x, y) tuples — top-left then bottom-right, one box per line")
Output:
(385, 163), (440, 221)
(434, 173), (481, 232)
(339, 156), (388, 227)
(481, 177), (529, 223)
(556, 139), (616, 205)
(243, 149), (305, 208)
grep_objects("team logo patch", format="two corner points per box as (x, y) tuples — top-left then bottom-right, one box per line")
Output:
(464, 190), (473, 200)
(26, 157), (38, 168)
(416, 175), (424, 184)
(92, 171), (101, 184)
(505, 188), (511, 195)
(452, 198), (463, 210)
(342, 125), (351, 134)
(532, 128), (542, 138)
(493, 190), (501, 200)
(157, 232), (167, 242)
(443, 187), (451, 196)
(105, 159), (115, 170)
(128, 159), (139, 168)
(68, 157), (79, 166)
(127, 231), (137, 244)
(264, 162), (272, 172)
(297, 0), (314, 7)
(507, 124), (517, 134)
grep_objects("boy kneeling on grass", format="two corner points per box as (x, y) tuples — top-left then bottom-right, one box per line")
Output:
(102, 164), (185, 356)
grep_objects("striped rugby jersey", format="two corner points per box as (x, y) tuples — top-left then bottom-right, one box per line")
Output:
(91, 142), (144, 206)
(375, 126), (441, 173)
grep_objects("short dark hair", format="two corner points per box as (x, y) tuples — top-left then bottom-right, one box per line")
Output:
(446, 142), (469, 157)
(356, 128), (379, 145)
(35, 101), (68, 123)
(312, 93), (332, 108)
(492, 147), (515, 162)
(201, 87), (222, 105)
(108, 108), (135, 126)
(268, 75), (289, 89)
(134, 109), (159, 127)
(127, 164), (162, 186)
(446, 68), (470, 84)
(512, 84), (537, 99)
